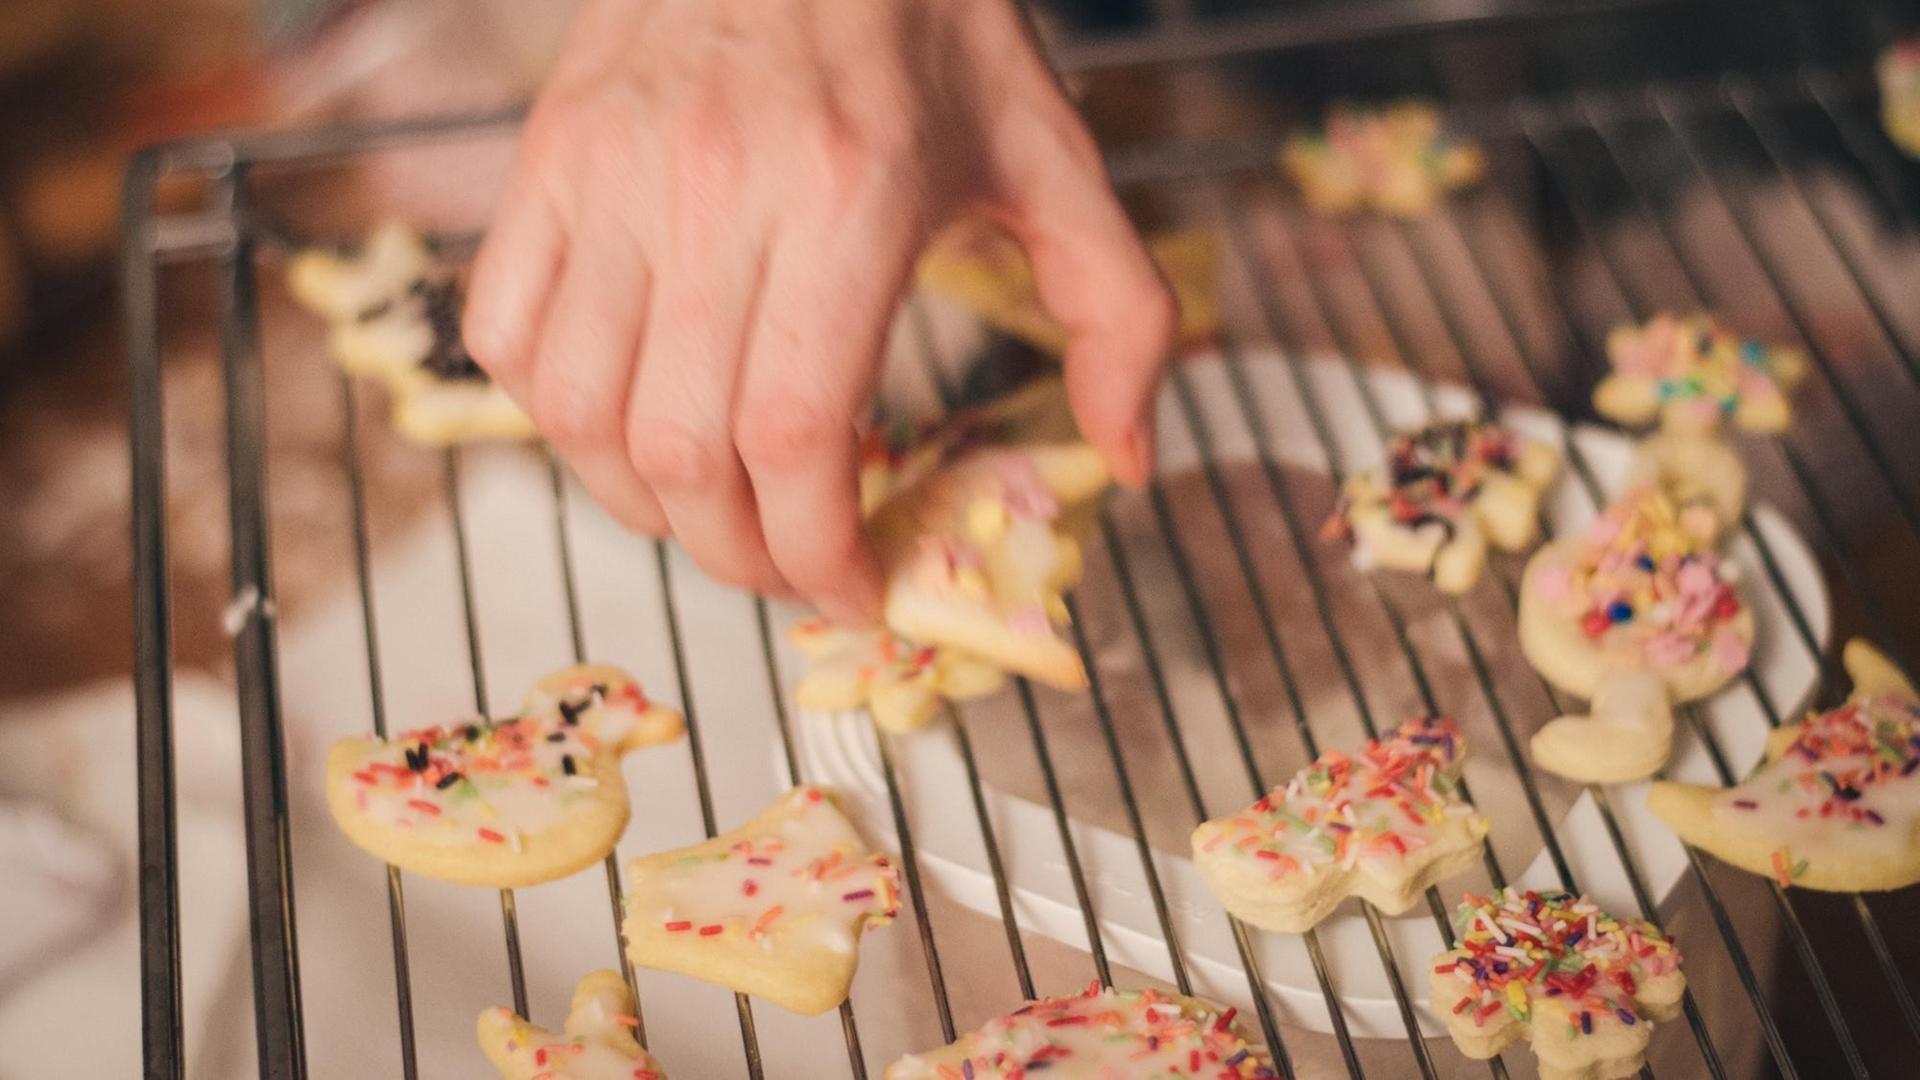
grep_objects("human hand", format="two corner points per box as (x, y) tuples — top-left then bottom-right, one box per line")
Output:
(463, 0), (1173, 624)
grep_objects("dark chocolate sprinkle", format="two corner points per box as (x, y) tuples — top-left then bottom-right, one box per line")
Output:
(435, 772), (462, 790)
(561, 755), (577, 776)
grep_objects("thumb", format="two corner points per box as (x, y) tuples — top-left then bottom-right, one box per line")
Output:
(990, 93), (1174, 487)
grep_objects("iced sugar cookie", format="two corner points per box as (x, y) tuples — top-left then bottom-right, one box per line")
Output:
(788, 618), (1006, 734)
(885, 981), (1277, 1079)
(1880, 40), (1920, 158)
(1192, 715), (1490, 933)
(621, 786), (897, 1015)
(1520, 488), (1753, 783)
(858, 378), (1078, 516)
(287, 223), (534, 445)
(1281, 100), (1484, 217)
(916, 218), (1220, 355)
(1596, 313), (1806, 436)
(1429, 888), (1684, 1080)
(1323, 419), (1558, 595)
(1624, 430), (1748, 531)
(1649, 639), (1920, 892)
(326, 665), (684, 887)
(478, 970), (667, 1079)
(869, 441), (1109, 690)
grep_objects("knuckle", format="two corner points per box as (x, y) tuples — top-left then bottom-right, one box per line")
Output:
(627, 416), (726, 488)
(735, 398), (842, 469)
(528, 367), (611, 450)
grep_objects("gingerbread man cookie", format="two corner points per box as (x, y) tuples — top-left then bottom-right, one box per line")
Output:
(326, 664), (684, 887)
(1281, 100), (1485, 217)
(885, 981), (1277, 1079)
(916, 218), (1220, 355)
(1879, 40), (1920, 158)
(868, 439), (1109, 690)
(621, 786), (898, 1015)
(1323, 419), (1558, 595)
(1192, 715), (1489, 933)
(1429, 888), (1685, 1080)
(1596, 313), (1806, 436)
(1520, 488), (1753, 783)
(1649, 639), (1920, 892)
(788, 618), (1006, 734)
(478, 970), (667, 1079)
(288, 223), (535, 445)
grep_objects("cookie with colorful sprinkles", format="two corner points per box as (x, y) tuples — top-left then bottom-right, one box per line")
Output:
(287, 222), (535, 445)
(1596, 312), (1806, 436)
(325, 664), (684, 887)
(1649, 639), (1920, 893)
(1191, 715), (1490, 933)
(1323, 418), (1558, 595)
(788, 618), (1006, 734)
(1520, 487), (1754, 783)
(884, 981), (1277, 1079)
(478, 970), (667, 1079)
(1428, 888), (1685, 1080)
(620, 786), (898, 1015)
(1879, 39), (1920, 159)
(1281, 100), (1484, 217)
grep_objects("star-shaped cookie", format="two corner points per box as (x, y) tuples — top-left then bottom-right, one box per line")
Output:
(478, 970), (667, 1079)
(787, 618), (1006, 734)
(1281, 100), (1484, 217)
(288, 222), (534, 444)
(1649, 639), (1920, 892)
(621, 786), (898, 1015)
(1192, 715), (1489, 933)
(1429, 888), (1685, 1080)
(325, 664), (684, 887)
(1323, 418), (1558, 595)
(885, 981), (1278, 1079)
(1596, 313), (1806, 436)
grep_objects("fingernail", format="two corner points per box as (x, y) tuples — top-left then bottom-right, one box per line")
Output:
(1125, 409), (1157, 487)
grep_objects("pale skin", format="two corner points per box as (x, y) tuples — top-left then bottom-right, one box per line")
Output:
(462, 0), (1174, 625)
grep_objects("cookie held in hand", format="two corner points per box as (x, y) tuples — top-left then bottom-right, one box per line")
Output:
(788, 618), (1005, 734)
(885, 981), (1277, 1079)
(326, 665), (683, 887)
(478, 970), (667, 1079)
(1323, 418), (1558, 595)
(1649, 639), (1920, 892)
(1429, 888), (1685, 1080)
(1192, 715), (1489, 932)
(621, 786), (897, 1016)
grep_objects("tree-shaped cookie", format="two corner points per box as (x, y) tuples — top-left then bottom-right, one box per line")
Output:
(621, 786), (898, 1015)
(288, 222), (534, 444)
(1649, 639), (1920, 892)
(326, 664), (683, 887)
(1520, 487), (1753, 783)
(1323, 418), (1558, 595)
(477, 970), (667, 1079)
(1192, 715), (1489, 932)
(1281, 100), (1484, 217)
(1596, 313), (1806, 436)
(1429, 888), (1685, 1080)
(868, 440), (1108, 690)
(787, 618), (1005, 734)
(885, 981), (1278, 1079)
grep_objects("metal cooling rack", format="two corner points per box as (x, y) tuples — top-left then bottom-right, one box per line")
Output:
(127, 31), (1920, 1080)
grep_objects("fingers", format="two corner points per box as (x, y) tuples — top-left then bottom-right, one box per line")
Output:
(992, 80), (1174, 488)
(735, 209), (911, 624)
(463, 142), (570, 399)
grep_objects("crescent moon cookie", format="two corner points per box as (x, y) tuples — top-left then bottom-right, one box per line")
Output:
(1596, 313), (1806, 436)
(916, 218), (1221, 354)
(1520, 487), (1754, 783)
(1322, 418), (1558, 595)
(325, 664), (684, 887)
(620, 786), (898, 1016)
(868, 439), (1109, 690)
(1281, 100), (1485, 217)
(787, 618), (1006, 734)
(1879, 39), (1920, 158)
(287, 223), (535, 445)
(1429, 888), (1684, 1080)
(1648, 639), (1920, 893)
(1191, 715), (1490, 933)
(884, 981), (1277, 1079)
(478, 970), (667, 1079)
